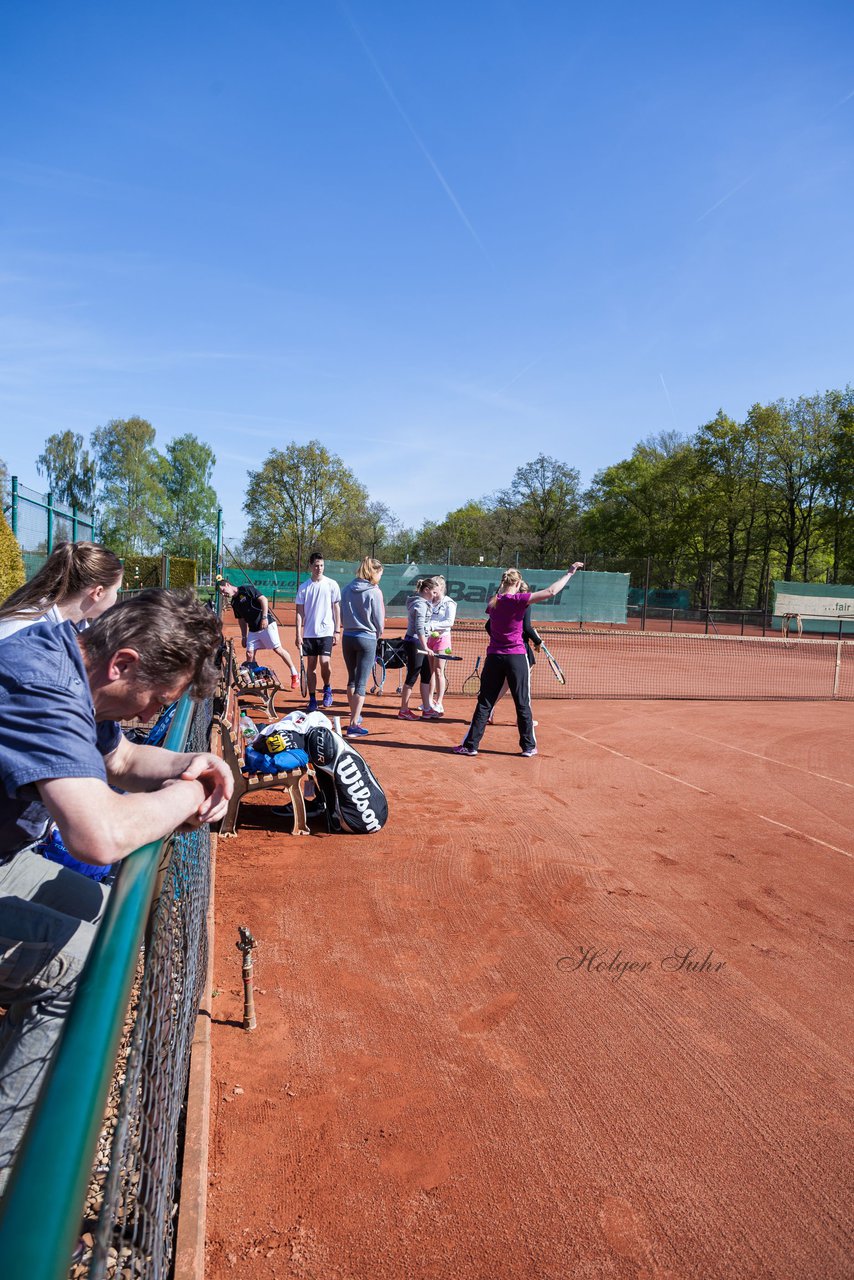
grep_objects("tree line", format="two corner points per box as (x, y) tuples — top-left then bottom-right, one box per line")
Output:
(240, 389), (853, 608)
(18, 419), (219, 561)
(5, 385), (852, 604)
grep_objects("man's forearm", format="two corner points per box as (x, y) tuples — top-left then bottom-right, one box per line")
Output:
(39, 776), (208, 865)
(106, 736), (195, 790)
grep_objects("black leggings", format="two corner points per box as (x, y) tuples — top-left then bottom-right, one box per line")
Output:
(463, 653), (536, 752)
(403, 638), (431, 688)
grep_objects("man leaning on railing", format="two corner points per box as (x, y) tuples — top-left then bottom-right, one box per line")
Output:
(0, 588), (233, 1194)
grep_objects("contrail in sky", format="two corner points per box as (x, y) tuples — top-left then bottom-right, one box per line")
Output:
(497, 351), (548, 394)
(340, 4), (489, 258)
(696, 174), (755, 223)
(697, 84), (853, 223)
(659, 372), (679, 430)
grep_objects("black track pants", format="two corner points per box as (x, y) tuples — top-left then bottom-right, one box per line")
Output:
(463, 653), (536, 753)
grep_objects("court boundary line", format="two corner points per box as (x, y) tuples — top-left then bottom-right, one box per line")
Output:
(667, 727), (853, 790)
(567, 730), (853, 861)
(756, 816), (853, 861)
(565, 730), (711, 794)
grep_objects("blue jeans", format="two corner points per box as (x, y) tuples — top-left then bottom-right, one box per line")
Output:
(0, 848), (109, 1189)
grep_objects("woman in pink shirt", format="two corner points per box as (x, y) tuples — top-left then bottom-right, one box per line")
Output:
(452, 563), (583, 758)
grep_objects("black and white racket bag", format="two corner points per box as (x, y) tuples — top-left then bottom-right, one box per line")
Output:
(253, 711), (388, 834)
(304, 724), (389, 834)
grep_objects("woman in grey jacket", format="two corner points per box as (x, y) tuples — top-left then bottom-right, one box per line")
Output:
(340, 557), (385, 735)
(398, 577), (441, 721)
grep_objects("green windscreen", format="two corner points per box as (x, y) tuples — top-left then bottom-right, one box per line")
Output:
(224, 562), (628, 623)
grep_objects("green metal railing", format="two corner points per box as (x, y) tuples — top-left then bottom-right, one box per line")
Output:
(0, 698), (196, 1280)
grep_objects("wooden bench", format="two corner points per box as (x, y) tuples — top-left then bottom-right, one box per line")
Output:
(226, 640), (286, 719)
(212, 695), (311, 837)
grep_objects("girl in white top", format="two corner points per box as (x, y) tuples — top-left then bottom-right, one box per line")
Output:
(427, 576), (457, 715)
(0, 541), (123, 640)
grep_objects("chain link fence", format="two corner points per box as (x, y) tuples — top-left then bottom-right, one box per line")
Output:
(9, 478), (97, 581)
(71, 697), (212, 1280)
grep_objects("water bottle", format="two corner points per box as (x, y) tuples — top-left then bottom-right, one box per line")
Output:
(239, 711), (256, 743)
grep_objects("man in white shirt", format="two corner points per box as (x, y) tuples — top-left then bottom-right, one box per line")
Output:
(295, 552), (341, 711)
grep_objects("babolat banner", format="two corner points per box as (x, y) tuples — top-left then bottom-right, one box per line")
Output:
(326, 563), (628, 623)
(221, 562), (628, 622)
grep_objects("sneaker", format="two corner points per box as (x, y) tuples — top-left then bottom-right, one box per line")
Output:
(452, 744), (478, 756)
(346, 723), (369, 736)
(432, 703), (445, 715)
(421, 708), (441, 720)
(521, 747), (538, 757)
(322, 686), (334, 708)
(307, 696), (319, 713)
(290, 672), (298, 690)
(487, 716), (495, 726)
(398, 709), (418, 721)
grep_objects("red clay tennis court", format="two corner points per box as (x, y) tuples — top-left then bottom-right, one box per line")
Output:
(203, 620), (853, 1279)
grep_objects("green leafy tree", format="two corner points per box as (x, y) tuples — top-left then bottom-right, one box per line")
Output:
(498, 454), (582, 568)
(335, 499), (402, 560)
(693, 412), (771, 608)
(243, 441), (370, 568)
(751, 395), (834, 582)
(92, 416), (167, 555)
(813, 390), (854, 584)
(159, 433), (219, 560)
(580, 435), (696, 586)
(36, 431), (97, 513)
(412, 500), (496, 564)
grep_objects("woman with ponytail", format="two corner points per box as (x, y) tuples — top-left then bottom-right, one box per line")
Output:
(0, 542), (123, 640)
(452, 562), (583, 758)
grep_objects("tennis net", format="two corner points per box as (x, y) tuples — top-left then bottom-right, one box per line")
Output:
(435, 626), (854, 701)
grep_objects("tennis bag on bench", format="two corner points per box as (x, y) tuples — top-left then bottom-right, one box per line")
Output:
(304, 724), (389, 835)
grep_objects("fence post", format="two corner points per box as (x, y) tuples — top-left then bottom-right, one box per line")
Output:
(10, 476), (18, 536)
(215, 508), (223, 578)
(71, 505), (78, 542)
(704, 560), (713, 634)
(762, 567), (770, 636)
(641, 557), (650, 632)
(46, 492), (54, 554)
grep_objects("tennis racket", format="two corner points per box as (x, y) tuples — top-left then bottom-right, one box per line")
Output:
(299, 657), (308, 698)
(461, 656), (481, 695)
(539, 642), (566, 686)
(371, 656), (386, 695)
(416, 649), (463, 660)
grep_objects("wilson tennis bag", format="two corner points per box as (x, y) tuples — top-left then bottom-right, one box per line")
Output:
(243, 710), (330, 776)
(304, 724), (389, 835)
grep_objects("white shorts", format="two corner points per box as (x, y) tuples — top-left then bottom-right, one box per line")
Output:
(246, 621), (281, 651)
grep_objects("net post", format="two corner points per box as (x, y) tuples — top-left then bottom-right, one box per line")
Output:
(641, 557), (650, 631)
(833, 640), (843, 698)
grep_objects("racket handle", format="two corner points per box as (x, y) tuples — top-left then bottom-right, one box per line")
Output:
(333, 715), (342, 735)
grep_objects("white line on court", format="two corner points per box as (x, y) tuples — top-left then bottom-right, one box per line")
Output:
(564, 731), (711, 794)
(567, 730), (853, 861)
(667, 728), (853, 790)
(756, 816), (853, 860)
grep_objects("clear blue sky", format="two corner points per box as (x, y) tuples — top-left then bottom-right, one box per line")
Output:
(2, 1), (852, 543)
